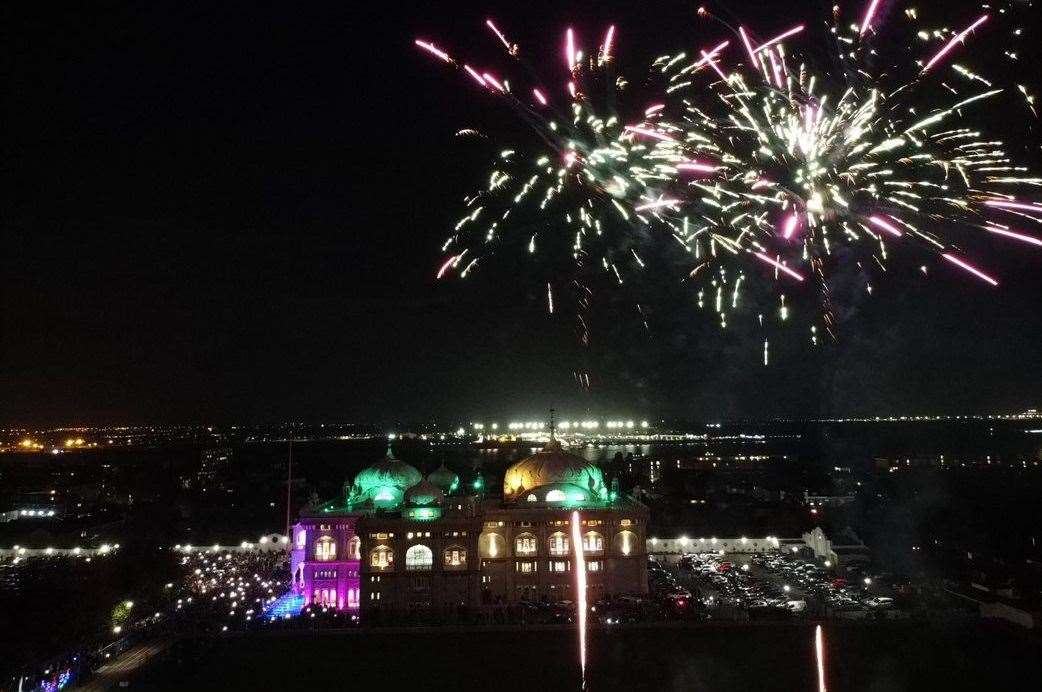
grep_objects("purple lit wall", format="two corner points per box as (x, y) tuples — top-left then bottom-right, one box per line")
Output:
(290, 517), (361, 610)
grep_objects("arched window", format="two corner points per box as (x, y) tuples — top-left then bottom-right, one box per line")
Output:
(515, 532), (538, 556)
(583, 531), (604, 555)
(444, 545), (467, 569)
(548, 531), (570, 557)
(479, 532), (506, 558)
(315, 536), (336, 561)
(545, 489), (566, 502)
(347, 536), (361, 560)
(295, 529), (306, 549)
(614, 530), (638, 557)
(370, 545), (393, 570)
(405, 544), (433, 571)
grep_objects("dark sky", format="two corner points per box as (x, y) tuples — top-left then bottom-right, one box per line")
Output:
(4, 1), (1041, 426)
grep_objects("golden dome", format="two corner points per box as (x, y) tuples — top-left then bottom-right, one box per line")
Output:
(502, 439), (606, 501)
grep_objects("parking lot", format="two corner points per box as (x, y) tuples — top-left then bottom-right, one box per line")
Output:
(649, 552), (897, 619)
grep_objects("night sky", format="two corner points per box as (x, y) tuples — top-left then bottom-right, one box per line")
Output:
(5, 1), (1042, 426)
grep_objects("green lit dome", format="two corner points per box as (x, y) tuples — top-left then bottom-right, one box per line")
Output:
(427, 463), (460, 493)
(405, 478), (445, 506)
(348, 447), (423, 508)
(503, 439), (606, 502)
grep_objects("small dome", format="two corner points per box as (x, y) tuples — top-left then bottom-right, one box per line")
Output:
(349, 446), (423, 507)
(405, 479), (445, 506)
(503, 439), (606, 501)
(427, 463), (460, 492)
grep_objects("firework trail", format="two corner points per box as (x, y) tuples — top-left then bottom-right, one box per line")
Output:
(416, 1), (1040, 354)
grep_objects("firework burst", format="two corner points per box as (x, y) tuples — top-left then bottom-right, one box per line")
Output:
(416, 1), (1040, 360)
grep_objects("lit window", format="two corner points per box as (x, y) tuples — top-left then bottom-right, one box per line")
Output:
(315, 536), (336, 561)
(444, 546), (467, 568)
(614, 530), (637, 556)
(370, 545), (393, 570)
(548, 532), (570, 556)
(583, 531), (604, 554)
(545, 489), (566, 502)
(549, 561), (569, 572)
(479, 532), (506, 558)
(587, 560), (602, 572)
(515, 533), (538, 556)
(405, 544), (433, 571)
(527, 494), (537, 502)
(516, 561), (537, 574)
(347, 536), (361, 560)
(295, 530), (306, 549)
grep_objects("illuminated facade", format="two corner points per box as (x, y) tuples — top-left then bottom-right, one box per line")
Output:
(291, 441), (648, 611)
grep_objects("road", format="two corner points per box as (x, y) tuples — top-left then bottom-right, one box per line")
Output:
(71, 640), (171, 692)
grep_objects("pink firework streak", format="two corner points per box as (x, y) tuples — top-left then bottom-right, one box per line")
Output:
(942, 253), (999, 286)
(753, 25), (804, 54)
(485, 19), (511, 51)
(565, 28), (576, 71)
(738, 26), (758, 66)
(921, 15), (989, 73)
(984, 200), (1042, 215)
(463, 65), (487, 87)
(984, 226), (1042, 248)
(436, 256), (456, 279)
(860, 0), (883, 35)
(868, 215), (904, 237)
(677, 161), (719, 174)
(602, 25), (616, 61)
(482, 72), (505, 92)
(532, 88), (548, 105)
(414, 39), (451, 63)
(781, 213), (800, 240)
(624, 125), (676, 142)
(753, 252), (805, 281)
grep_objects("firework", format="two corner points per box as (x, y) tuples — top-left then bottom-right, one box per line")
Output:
(415, 1), (1040, 350)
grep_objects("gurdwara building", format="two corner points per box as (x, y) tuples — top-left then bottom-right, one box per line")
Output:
(289, 440), (648, 611)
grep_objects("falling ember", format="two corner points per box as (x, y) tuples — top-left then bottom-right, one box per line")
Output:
(635, 199), (681, 212)
(815, 625), (827, 692)
(532, 88), (548, 105)
(571, 510), (588, 687)
(921, 15), (989, 73)
(782, 213), (800, 240)
(547, 283), (555, 314)
(942, 253), (999, 286)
